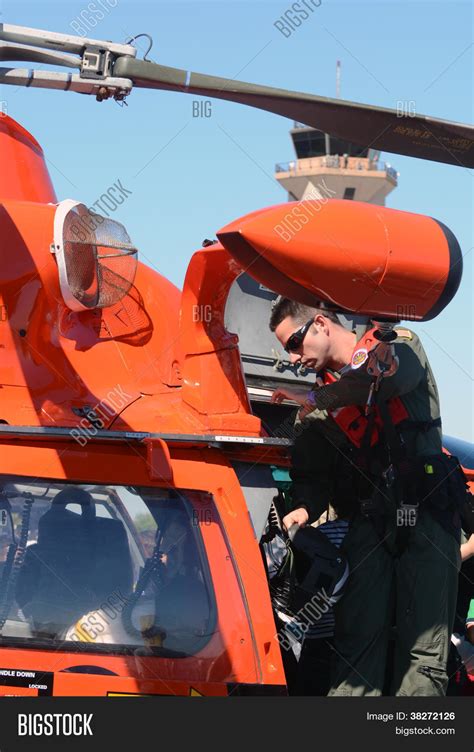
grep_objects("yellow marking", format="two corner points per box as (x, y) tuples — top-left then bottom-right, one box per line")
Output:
(190, 687), (204, 696)
(108, 693), (148, 697)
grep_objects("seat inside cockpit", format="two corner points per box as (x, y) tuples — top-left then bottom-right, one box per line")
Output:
(0, 480), (215, 656)
(16, 487), (134, 637)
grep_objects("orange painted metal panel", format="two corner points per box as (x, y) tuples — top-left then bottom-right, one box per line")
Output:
(0, 116), (56, 203)
(0, 441), (286, 693)
(217, 199), (462, 321)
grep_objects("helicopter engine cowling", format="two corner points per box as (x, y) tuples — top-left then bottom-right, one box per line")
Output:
(0, 115), (56, 203)
(217, 199), (462, 322)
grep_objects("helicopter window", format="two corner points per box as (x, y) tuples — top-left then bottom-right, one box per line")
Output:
(0, 478), (216, 658)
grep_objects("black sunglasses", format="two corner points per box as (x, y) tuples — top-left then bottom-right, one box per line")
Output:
(284, 318), (314, 353)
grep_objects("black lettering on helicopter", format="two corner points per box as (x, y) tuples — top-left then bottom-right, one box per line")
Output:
(0, 304), (8, 322)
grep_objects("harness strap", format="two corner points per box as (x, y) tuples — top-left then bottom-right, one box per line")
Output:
(358, 391), (414, 557)
(397, 417), (442, 432)
(378, 398), (406, 464)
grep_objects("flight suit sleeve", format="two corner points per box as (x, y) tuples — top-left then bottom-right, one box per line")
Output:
(308, 335), (426, 413)
(289, 425), (334, 523)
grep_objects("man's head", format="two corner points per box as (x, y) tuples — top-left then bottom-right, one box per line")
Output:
(269, 298), (352, 371)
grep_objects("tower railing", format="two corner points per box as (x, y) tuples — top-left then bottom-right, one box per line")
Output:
(275, 156), (398, 181)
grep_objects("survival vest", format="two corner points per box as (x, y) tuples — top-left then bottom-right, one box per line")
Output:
(320, 326), (411, 449)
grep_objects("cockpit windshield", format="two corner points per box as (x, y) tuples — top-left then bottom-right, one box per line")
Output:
(0, 478), (216, 657)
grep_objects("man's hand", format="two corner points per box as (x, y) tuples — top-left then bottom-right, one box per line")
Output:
(461, 534), (474, 562)
(298, 398), (316, 420)
(282, 507), (309, 531)
(271, 388), (306, 406)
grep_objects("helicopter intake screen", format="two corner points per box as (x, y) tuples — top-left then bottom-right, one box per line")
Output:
(53, 199), (138, 312)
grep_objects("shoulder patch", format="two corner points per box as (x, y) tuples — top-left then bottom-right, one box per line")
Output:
(395, 328), (413, 340)
(351, 348), (368, 369)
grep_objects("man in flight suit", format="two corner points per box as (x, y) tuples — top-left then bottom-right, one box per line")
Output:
(269, 298), (463, 696)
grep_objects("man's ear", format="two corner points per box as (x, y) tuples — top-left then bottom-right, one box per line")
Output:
(314, 314), (328, 333)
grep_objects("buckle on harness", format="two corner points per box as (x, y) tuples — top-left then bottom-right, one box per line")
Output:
(382, 464), (396, 487)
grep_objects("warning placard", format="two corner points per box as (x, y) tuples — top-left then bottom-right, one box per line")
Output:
(0, 667), (54, 696)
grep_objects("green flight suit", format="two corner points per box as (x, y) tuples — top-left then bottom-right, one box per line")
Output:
(290, 328), (461, 696)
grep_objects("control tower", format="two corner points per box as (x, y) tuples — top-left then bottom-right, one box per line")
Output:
(275, 124), (398, 205)
(225, 68), (400, 430)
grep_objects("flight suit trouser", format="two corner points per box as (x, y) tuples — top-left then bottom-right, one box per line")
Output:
(328, 503), (460, 696)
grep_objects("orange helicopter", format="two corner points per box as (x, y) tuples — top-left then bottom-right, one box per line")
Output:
(0, 23), (472, 698)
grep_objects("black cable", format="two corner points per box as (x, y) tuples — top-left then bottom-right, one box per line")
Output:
(0, 495), (34, 632)
(121, 545), (165, 640)
(124, 33), (153, 61)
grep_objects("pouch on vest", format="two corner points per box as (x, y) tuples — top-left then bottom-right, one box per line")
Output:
(416, 454), (467, 539)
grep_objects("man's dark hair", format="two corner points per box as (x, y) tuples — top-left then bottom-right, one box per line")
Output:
(269, 297), (341, 332)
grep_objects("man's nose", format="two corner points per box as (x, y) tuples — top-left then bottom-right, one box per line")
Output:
(289, 352), (301, 365)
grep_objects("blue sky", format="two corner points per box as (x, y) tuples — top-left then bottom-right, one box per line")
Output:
(1, 0), (473, 440)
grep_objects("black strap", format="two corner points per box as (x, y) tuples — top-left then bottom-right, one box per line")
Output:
(395, 523), (412, 558)
(397, 417), (442, 433)
(378, 399), (406, 464)
(360, 381), (379, 454)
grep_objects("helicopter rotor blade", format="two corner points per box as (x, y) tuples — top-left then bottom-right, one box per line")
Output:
(0, 23), (136, 57)
(1, 24), (472, 168)
(0, 42), (80, 68)
(114, 57), (474, 169)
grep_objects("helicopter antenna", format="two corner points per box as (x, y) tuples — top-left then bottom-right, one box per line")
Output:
(336, 59), (341, 98)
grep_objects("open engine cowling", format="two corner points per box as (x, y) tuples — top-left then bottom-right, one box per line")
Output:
(217, 199), (462, 322)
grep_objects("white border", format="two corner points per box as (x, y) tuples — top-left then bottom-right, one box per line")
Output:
(52, 198), (91, 312)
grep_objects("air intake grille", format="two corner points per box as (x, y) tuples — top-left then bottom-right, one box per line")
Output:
(60, 203), (138, 310)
